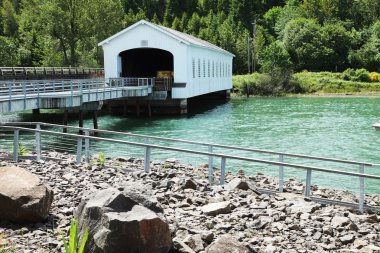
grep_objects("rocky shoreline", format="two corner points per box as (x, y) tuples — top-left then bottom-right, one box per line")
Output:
(0, 152), (380, 253)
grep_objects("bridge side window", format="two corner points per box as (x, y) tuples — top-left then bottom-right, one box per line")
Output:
(212, 61), (214, 78)
(192, 58), (195, 79)
(208, 60), (210, 78)
(198, 59), (201, 78)
(203, 59), (206, 78)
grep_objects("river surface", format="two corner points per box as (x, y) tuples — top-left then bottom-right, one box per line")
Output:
(1, 97), (380, 193)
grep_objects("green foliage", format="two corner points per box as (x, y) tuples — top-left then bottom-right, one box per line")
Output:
(369, 72), (380, 82)
(233, 72), (302, 96)
(62, 219), (89, 253)
(342, 68), (370, 82)
(348, 21), (380, 72)
(90, 151), (106, 166)
(17, 142), (28, 156)
(294, 71), (380, 93)
(12, 142), (29, 156)
(0, 0), (379, 74)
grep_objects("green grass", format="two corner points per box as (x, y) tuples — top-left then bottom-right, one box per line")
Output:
(294, 71), (380, 93)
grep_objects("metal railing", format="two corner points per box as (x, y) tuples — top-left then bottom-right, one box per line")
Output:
(0, 78), (155, 106)
(109, 77), (154, 87)
(1, 122), (379, 213)
(0, 67), (104, 77)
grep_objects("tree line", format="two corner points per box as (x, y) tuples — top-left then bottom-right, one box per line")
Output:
(0, 0), (379, 74)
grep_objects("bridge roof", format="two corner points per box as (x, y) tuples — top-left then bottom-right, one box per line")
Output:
(98, 20), (234, 57)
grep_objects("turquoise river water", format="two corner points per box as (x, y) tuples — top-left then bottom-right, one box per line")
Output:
(1, 97), (380, 194)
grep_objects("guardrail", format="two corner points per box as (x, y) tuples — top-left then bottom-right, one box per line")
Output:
(0, 122), (379, 213)
(0, 67), (104, 77)
(109, 77), (154, 87)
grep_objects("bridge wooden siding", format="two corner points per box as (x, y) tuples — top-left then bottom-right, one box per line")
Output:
(0, 67), (104, 80)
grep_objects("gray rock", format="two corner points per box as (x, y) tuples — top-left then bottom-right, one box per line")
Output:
(184, 234), (204, 253)
(183, 178), (197, 190)
(121, 181), (163, 213)
(205, 234), (249, 253)
(226, 178), (249, 191)
(340, 234), (355, 245)
(76, 188), (171, 253)
(331, 216), (350, 228)
(289, 201), (320, 214)
(312, 231), (322, 241)
(201, 201), (232, 216)
(0, 166), (54, 223)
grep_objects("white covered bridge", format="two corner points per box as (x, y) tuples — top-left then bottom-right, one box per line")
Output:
(0, 20), (234, 116)
(99, 19), (234, 104)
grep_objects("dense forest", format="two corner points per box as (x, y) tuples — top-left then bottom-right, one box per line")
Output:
(0, 0), (379, 75)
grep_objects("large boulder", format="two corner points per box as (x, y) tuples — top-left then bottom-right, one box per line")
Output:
(0, 166), (53, 223)
(76, 182), (171, 253)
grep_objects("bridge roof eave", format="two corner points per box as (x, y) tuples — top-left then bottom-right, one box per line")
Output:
(98, 20), (190, 47)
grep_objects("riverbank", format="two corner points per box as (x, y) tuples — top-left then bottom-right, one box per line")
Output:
(232, 71), (380, 97)
(1, 152), (380, 253)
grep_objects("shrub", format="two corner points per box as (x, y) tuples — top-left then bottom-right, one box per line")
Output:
(342, 68), (370, 82)
(355, 69), (370, 82)
(370, 72), (380, 82)
(342, 68), (355, 81)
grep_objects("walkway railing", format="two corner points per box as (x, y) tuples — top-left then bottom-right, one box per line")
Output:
(0, 122), (379, 213)
(109, 77), (154, 87)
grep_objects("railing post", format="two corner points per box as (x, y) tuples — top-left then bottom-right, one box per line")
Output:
(279, 154), (284, 192)
(13, 129), (19, 162)
(208, 145), (213, 184)
(35, 124), (41, 161)
(144, 137), (151, 173)
(85, 130), (90, 163)
(359, 164), (365, 213)
(220, 157), (226, 185)
(76, 137), (82, 165)
(304, 169), (312, 197)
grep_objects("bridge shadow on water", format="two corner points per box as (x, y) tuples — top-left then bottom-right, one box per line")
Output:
(1, 98), (230, 134)
(106, 98), (230, 132)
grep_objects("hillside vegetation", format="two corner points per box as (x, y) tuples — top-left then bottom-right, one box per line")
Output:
(0, 0), (379, 75)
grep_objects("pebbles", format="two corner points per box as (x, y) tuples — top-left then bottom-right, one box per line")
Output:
(0, 152), (380, 253)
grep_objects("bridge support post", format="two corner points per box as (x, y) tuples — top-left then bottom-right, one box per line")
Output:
(32, 109), (40, 115)
(179, 99), (187, 115)
(63, 110), (68, 133)
(93, 110), (98, 136)
(79, 110), (83, 135)
(123, 100), (127, 117)
(136, 100), (140, 117)
(148, 101), (152, 117)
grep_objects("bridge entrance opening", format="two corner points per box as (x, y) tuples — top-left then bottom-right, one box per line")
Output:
(119, 48), (173, 78)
